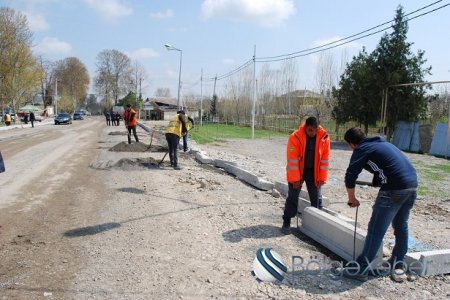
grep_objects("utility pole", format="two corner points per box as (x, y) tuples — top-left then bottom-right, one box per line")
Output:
(55, 78), (58, 115)
(200, 68), (203, 126)
(251, 45), (257, 139)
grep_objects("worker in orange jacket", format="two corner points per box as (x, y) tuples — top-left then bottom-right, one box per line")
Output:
(282, 116), (330, 234)
(123, 104), (139, 144)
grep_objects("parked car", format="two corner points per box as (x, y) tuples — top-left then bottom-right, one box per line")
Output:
(73, 112), (84, 120)
(54, 113), (72, 125)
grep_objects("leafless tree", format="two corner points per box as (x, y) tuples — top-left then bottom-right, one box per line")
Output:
(95, 49), (133, 106)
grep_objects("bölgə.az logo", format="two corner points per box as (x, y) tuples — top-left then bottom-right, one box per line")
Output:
(252, 248), (287, 283)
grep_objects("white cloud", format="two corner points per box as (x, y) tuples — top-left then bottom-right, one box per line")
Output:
(84, 0), (133, 20)
(150, 9), (174, 19)
(201, 0), (295, 27)
(223, 58), (235, 65)
(34, 37), (72, 55)
(24, 12), (49, 32)
(127, 48), (160, 60)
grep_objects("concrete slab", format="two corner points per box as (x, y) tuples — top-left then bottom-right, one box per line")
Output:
(274, 181), (329, 206)
(300, 207), (383, 266)
(214, 160), (274, 191)
(195, 151), (214, 164)
(404, 249), (450, 276)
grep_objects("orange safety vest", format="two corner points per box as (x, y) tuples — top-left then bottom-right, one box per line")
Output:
(123, 108), (137, 126)
(286, 123), (330, 186)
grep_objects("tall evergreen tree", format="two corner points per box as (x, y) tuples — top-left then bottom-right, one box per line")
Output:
(333, 6), (431, 137)
(332, 48), (379, 133)
(373, 6), (431, 137)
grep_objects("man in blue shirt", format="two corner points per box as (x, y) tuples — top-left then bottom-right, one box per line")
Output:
(343, 127), (417, 282)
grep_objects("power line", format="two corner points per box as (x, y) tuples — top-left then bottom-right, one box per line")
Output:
(204, 1), (449, 81)
(257, 0), (445, 61)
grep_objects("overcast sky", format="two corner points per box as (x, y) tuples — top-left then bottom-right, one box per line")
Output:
(2, 0), (449, 99)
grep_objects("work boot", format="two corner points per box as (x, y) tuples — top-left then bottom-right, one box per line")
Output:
(173, 165), (182, 170)
(281, 219), (291, 235)
(390, 267), (407, 283)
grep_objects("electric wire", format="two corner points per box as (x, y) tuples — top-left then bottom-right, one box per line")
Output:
(201, 1), (449, 81)
(257, 0), (445, 61)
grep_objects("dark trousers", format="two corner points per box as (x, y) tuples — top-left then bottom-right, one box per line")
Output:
(106, 119), (111, 126)
(30, 120), (34, 128)
(127, 125), (139, 144)
(183, 133), (189, 151)
(283, 168), (322, 221)
(165, 133), (180, 167)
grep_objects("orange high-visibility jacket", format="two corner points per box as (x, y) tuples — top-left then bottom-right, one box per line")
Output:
(286, 123), (330, 186)
(123, 109), (137, 126)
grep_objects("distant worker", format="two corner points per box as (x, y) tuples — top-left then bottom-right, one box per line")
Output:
(123, 104), (139, 144)
(165, 111), (187, 170)
(281, 116), (330, 234)
(179, 110), (195, 153)
(115, 112), (121, 126)
(105, 111), (111, 126)
(342, 127), (418, 282)
(4, 112), (11, 126)
(30, 111), (35, 128)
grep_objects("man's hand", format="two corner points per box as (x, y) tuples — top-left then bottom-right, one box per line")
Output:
(318, 181), (325, 187)
(346, 187), (360, 207)
(292, 180), (303, 189)
(347, 198), (360, 207)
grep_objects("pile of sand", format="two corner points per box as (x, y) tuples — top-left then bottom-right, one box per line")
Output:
(110, 142), (149, 152)
(112, 157), (160, 170)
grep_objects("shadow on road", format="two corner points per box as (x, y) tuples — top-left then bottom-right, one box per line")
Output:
(64, 222), (121, 237)
(223, 225), (285, 243)
(117, 187), (146, 194)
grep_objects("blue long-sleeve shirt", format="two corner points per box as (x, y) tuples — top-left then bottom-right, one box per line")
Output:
(345, 136), (418, 191)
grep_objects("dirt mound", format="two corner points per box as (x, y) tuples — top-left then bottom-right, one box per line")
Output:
(110, 142), (149, 152)
(113, 157), (160, 170)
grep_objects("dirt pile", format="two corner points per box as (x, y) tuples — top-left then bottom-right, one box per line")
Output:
(108, 131), (128, 136)
(112, 157), (161, 170)
(110, 141), (149, 152)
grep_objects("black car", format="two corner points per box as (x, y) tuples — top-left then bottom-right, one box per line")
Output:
(73, 112), (84, 120)
(55, 113), (72, 125)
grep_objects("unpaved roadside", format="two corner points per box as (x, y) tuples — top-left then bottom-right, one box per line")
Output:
(1, 119), (449, 299)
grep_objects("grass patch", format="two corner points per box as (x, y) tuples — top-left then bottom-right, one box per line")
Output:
(430, 163), (450, 173)
(190, 123), (288, 144)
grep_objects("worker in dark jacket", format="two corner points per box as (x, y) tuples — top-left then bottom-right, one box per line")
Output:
(343, 127), (418, 283)
(179, 110), (195, 153)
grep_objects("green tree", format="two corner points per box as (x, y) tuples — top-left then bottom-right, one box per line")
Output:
(210, 94), (218, 121)
(332, 6), (431, 137)
(373, 6), (431, 137)
(0, 7), (41, 114)
(332, 48), (380, 133)
(53, 57), (90, 112)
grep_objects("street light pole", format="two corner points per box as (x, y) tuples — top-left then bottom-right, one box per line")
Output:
(164, 44), (182, 110)
(55, 78), (58, 115)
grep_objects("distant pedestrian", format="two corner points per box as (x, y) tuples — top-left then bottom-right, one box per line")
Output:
(4, 112), (11, 126)
(115, 112), (120, 126)
(123, 104), (139, 144)
(30, 111), (35, 128)
(165, 111), (187, 170)
(281, 116), (330, 234)
(178, 110), (195, 153)
(24, 113), (29, 124)
(105, 111), (111, 126)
